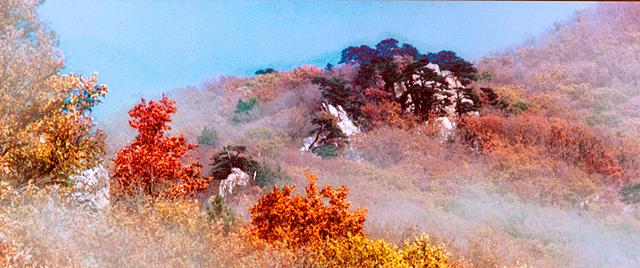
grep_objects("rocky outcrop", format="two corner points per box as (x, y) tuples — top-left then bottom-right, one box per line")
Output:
(434, 116), (456, 141)
(403, 63), (478, 140)
(322, 103), (361, 136)
(301, 103), (361, 152)
(69, 165), (110, 211)
(219, 168), (252, 198)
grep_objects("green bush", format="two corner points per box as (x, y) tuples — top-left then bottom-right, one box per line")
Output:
(209, 145), (287, 189)
(232, 98), (258, 123)
(209, 145), (259, 180)
(197, 127), (218, 146)
(620, 183), (640, 205)
(205, 195), (237, 234)
(235, 98), (257, 113)
(253, 163), (289, 188)
(313, 144), (339, 159)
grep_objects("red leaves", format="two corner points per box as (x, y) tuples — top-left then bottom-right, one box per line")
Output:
(127, 97), (178, 144)
(111, 96), (209, 201)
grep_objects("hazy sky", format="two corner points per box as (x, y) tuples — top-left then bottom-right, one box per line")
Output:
(40, 1), (594, 119)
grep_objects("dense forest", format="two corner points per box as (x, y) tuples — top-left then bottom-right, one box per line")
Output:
(1, 1), (640, 267)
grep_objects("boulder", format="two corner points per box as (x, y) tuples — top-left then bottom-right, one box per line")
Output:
(219, 168), (252, 198)
(69, 165), (110, 211)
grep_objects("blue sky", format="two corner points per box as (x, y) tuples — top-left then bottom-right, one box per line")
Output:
(40, 1), (594, 119)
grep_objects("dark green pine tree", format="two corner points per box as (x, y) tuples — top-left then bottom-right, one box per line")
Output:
(454, 87), (482, 117)
(209, 145), (259, 181)
(308, 112), (349, 154)
(311, 76), (364, 123)
(400, 59), (451, 120)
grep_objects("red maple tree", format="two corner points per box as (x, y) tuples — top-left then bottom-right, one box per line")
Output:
(111, 96), (209, 201)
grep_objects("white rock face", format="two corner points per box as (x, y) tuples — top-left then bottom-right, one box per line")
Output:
(435, 116), (456, 141)
(301, 136), (316, 152)
(322, 103), (361, 136)
(219, 168), (251, 198)
(69, 165), (110, 211)
(421, 63), (478, 141)
(426, 63), (441, 75)
(300, 103), (361, 153)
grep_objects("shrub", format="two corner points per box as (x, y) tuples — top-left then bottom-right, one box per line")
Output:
(197, 127), (218, 146)
(0, 182), (307, 267)
(252, 73), (279, 101)
(232, 98), (257, 123)
(0, 0), (96, 186)
(209, 145), (259, 180)
(235, 98), (257, 113)
(620, 182), (640, 205)
(313, 144), (339, 159)
(277, 65), (323, 88)
(307, 112), (349, 155)
(205, 194), (237, 234)
(209, 145), (287, 189)
(312, 76), (365, 124)
(458, 114), (622, 178)
(312, 234), (453, 267)
(245, 127), (287, 158)
(313, 235), (404, 267)
(1, 74), (108, 185)
(253, 163), (288, 188)
(480, 86), (531, 114)
(362, 94), (417, 129)
(400, 234), (451, 268)
(249, 174), (367, 248)
(255, 68), (276, 75)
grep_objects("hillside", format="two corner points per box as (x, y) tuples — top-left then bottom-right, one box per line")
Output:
(479, 3), (640, 137)
(2, 2), (640, 267)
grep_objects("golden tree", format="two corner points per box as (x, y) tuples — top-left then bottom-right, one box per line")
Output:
(0, 1), (108, 185)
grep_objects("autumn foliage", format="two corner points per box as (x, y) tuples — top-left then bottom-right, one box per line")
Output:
(1, 74), (108, 185)
(459, 114), (623, 178)
(0, 1), (109, 185)
(250, 174), (366, 247)
(111, 96), (209, 201)
(249, 174), (454, 267)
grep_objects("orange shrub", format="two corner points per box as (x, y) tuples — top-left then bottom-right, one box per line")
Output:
(249, 174), (366, 248)
(361, 87), (417, 129)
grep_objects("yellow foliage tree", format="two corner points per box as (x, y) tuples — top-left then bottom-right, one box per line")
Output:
(0, 1), (108, 185)
(1, 74), (108, 185)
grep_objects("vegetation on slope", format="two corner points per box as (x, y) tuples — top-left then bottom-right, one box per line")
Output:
(2, 1), (640, 267)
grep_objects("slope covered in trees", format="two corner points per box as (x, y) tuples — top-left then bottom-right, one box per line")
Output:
(3, 1), (640, 267)
(479, 3), (640, 136)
